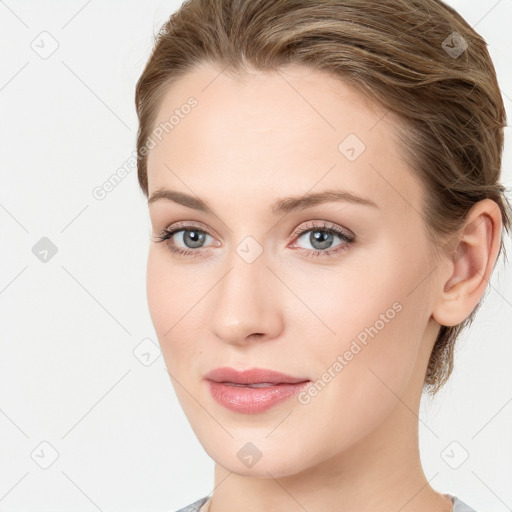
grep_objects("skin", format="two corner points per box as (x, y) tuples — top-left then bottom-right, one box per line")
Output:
(144, 62), (501, 512)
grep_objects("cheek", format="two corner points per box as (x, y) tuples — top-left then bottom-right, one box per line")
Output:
(146, 247), (202, 329)
(146, 248), (173, 334)
(286, 280), (427, 460)
(280, 256), (406, 353)
(146, 248), (211, 377)
(288, 242), (431, 396)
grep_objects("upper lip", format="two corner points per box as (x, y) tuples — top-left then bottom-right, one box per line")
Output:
(205, 367), (310, 385)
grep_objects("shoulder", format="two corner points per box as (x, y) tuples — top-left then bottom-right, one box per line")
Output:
(171, 496), (209, 512)
(452, 495), (479, 512)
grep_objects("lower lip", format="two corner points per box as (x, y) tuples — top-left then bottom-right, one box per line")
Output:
(207, 380), (310, 414)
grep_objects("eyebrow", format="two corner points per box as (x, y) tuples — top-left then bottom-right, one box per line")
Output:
(147, 188), (379, 215)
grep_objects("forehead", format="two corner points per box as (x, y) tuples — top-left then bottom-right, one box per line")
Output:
(146, 63), (423, 216)
(149, 62), (385, 153)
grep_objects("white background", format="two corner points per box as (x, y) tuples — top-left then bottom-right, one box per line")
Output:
(0, 1), (511, 511)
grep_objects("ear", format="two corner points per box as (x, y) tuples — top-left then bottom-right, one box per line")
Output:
(432, 199), (503, 327)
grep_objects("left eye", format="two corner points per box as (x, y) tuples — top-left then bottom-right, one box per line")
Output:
(292, 223), (355, 254)
(173, 228), (210, 249)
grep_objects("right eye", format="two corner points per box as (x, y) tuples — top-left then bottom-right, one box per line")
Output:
(154, 222), (218, 257)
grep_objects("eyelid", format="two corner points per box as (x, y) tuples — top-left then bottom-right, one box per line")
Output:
(290, 220), (355, 241)
(165, 220), (211, 232)
(158, 221), (220, 242)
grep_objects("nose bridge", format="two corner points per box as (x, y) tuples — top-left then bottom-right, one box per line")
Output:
(209, 243), (282, 344)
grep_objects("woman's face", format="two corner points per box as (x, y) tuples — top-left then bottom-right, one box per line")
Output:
(146, 63), (442, 476)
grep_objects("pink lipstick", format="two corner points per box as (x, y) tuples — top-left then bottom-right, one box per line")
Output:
(204, 367), (310, 414)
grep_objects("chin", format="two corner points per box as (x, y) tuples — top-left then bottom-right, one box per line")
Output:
(196, 428), (321, 478)
(212, 452), (310, 479)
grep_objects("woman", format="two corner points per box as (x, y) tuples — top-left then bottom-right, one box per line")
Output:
(134, 0), (510, 511)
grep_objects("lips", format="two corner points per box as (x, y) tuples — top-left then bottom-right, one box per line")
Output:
(204, 367), (311, 414)
(204, 367), (309, 385)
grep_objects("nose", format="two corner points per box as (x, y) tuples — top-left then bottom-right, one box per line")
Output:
(209, 252), (284, 346)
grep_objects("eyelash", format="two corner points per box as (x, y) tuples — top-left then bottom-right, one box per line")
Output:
(154, 221), (355, 259)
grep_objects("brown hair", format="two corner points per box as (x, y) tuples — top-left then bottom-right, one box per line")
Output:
(135, 0), (511, 394)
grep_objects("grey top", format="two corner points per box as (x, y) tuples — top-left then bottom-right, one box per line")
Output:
(172, 493), (478, 512)
(173, 496), (209, 512)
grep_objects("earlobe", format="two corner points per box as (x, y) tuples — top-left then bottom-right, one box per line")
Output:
(432, 199), (502, 327)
